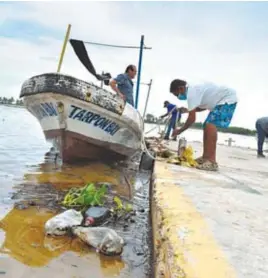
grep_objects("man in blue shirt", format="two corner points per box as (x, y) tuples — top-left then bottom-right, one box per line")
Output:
(161, 101), (182, 140)
(109, 65), (137, 107)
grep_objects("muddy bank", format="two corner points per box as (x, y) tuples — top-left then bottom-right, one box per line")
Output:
(0, 158), (153, 278)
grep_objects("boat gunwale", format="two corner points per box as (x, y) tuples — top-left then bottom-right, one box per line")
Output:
(19, 72), (126, 116)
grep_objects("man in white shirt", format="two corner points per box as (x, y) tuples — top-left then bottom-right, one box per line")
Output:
(169, 79), (238, 171)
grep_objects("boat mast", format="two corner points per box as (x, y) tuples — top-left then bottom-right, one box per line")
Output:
(83, 37), (152, 110)
(135, 35), (144, 110)
(57, 24), (72, 73)
(58, 26), (152, 111)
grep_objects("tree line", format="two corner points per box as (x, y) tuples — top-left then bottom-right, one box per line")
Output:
(144, 113), (256, 136)
(0, 97), (24, 106)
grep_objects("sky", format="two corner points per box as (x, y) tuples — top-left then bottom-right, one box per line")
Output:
(1, 1), (268, 129)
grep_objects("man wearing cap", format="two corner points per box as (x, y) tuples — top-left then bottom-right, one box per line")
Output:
(169, 79), (238, 171)
(160, 101), (181, 140)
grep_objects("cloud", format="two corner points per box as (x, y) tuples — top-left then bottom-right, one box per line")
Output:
(1, 1), (268, 129)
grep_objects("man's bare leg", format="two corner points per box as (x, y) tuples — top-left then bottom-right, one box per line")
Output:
(203, 123), (217, 162)
(202, 127), (207, 159)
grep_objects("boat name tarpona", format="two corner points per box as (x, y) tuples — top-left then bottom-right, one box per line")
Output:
(30, 102), (120, 136)
(69, 105), (120, 136)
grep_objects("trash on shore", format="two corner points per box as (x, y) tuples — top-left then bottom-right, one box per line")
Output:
(44, 183), (135, 256)
(44, 208), (125, 256)
(145, 136), (197, 167)
(45, 209), (83, 236)
(145, 137), (174, 158)
(167, 146), (198, 167)
(84, 206), (110, 226)
(72, 226), (124, 256)
(177, 137), (187, 157)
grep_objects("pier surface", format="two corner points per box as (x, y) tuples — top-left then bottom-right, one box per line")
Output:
(152, 140), (268, 278)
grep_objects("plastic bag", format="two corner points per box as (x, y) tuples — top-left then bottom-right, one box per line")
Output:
(72, 226), (124, 256)
(45, 209), (83, 236)
(167, 146), (197, 167)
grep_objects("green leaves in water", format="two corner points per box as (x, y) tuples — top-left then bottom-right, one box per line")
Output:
(62, 183), (107, 208)
(62, 183), (133, 214)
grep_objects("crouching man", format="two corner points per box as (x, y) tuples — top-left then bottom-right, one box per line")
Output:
(170, 79), (238, 171)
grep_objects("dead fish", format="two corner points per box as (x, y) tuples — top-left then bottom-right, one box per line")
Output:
(72, 226), (124, 256)
(45, 209), (83, 236)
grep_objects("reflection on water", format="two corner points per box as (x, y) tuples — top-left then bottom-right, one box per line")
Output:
(0, 106), (151, 278)
(24, 163), (121, 190)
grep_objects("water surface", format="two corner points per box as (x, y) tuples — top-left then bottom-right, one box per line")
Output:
(0, 106), (151, 278)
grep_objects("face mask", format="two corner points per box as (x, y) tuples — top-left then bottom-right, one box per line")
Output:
(178, 87), (188, 100)
(178, 94), (187, 100)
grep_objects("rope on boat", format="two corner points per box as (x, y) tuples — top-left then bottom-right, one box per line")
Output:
(83, 40), (152, 50)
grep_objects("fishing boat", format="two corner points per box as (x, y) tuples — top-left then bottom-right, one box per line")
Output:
(19, 39), (143, 163)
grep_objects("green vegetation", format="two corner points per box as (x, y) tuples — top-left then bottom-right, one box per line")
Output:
(62, 183), (107, 208)
(0, 96), (24, 106)
(144, 113), (256, 136)
(62, 183), (133, 214)
(113, 196), (133, 212)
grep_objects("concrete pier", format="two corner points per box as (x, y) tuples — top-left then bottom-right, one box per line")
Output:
(151, 141), (268, 278)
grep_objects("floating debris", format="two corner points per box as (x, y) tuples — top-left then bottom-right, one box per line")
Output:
(72, 226), (124, 256)
(45, 209), (83, 236)
(84, 206), (110, 226)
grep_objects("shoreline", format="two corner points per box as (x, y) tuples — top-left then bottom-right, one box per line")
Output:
(0, 103), (25, 108)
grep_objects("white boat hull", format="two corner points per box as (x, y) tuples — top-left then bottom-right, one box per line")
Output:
(20, 73), (143, 162)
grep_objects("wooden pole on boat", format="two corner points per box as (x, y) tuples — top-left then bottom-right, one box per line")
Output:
(142, 79), (153, 119)
(57, 24), (72, 73)
(135, 35), (144, 110)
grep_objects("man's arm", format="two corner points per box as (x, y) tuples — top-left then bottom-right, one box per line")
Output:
(196, 107), (207, 112)
(109, 75), (125, 100)
(172, 109), (196, 136)
(160, 112), (169, 118)
(161, 105), (178, 118)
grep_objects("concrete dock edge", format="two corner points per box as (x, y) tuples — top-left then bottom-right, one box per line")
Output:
(150, 161), (237, 278)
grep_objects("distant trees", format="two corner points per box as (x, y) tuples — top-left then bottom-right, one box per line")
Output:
(145, 113), (158, 123)
(0, 97), (24, 106)
(188, 122), (256, 136)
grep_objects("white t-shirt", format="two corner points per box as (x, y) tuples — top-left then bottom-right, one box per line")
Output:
(187, 83), (238, 111)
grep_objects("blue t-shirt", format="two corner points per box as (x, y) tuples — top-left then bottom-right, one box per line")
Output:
(114, 74), (134, 106)
(167, 103), (181, 119)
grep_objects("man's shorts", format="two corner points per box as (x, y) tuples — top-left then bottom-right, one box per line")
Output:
(204, 102), (237, 128)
